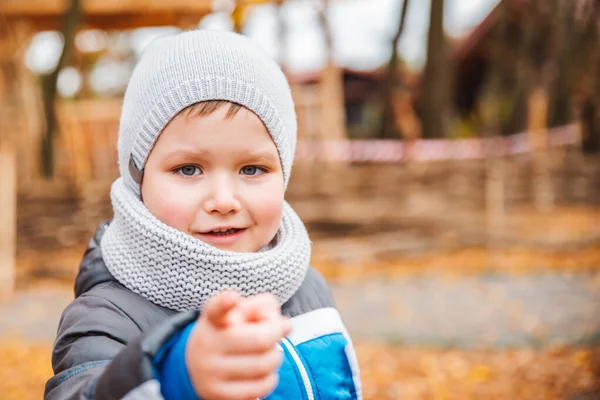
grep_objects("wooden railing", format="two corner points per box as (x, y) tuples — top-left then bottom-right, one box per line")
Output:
(55, 99), (121, 193)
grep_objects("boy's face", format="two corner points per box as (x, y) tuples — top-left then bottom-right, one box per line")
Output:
(141, 106), (285, 253)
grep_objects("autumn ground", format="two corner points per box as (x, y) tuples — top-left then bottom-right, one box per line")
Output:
(1, 338), (598, 400)
(2, 206), (600, 399)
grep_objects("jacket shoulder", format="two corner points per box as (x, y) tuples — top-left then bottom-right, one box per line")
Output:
(46, 282), (179, 399)
(52, 284), (139, 372)
(282, 266), (336, 318)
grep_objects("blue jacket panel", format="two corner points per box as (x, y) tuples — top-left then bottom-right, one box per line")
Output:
(154, 308), (360, 400)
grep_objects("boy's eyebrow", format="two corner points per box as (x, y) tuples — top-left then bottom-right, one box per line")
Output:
(163, 148), (210, 160)
(241, 150), (279, 162)
(162, 148), (279, 162)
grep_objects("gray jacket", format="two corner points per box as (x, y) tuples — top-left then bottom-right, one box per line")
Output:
(45, 222), (362, 399)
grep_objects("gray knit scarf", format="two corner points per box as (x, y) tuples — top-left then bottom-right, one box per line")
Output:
(100, 178), (311, 312)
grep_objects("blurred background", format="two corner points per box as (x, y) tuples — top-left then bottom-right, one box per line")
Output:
(0, 0), (599, 398)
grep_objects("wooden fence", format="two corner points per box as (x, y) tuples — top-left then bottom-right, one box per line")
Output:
(5, 97), (597, 289)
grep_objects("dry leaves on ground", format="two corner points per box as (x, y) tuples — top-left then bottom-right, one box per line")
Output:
(0, 339), (53, 400)
(355, 343), (600, 400)
(1, 339), (598, 400)
(315, 245), (600, 282)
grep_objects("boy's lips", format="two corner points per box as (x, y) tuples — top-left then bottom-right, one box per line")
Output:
(198, 226), (246, 234)
(194, 227), (248, 246)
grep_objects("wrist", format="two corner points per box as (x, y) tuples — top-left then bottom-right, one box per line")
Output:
(154, 322), (200, 400)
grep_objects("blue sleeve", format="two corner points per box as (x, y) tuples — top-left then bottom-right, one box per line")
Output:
(153, 322), (200, 400)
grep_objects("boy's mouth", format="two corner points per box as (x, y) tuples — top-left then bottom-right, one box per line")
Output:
(204, 227), (242, 236)
(195, 227), (247, 248)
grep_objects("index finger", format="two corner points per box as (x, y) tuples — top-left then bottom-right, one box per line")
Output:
(237, 293), (282, 323)
(203, 290), (242, 329)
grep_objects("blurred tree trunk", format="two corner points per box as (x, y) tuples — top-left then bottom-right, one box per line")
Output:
(378, 0), (410, 139)
(318, 0), (333, 66)
(275, 0), (287, 72)
(547, 0), (574, 128)
(549, 0), (600, 154)
(40, 0), (81, 177)
(0, 27), (20, 300)
(584, 1), (600, 153)
(421, 0), (449, 139)
(531, 0), (588, 209)
(526, 0), (549, 211)
(481, 2), (508, 247)
(501, 1), (537, 135)
(528, 86), (553, 210)
(317, 0), (347, 142)
(316, 0), (346, 200)
(0, 58), (19, 149)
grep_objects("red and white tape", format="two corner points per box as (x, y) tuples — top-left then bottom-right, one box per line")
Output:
(295, 124), (581, 162)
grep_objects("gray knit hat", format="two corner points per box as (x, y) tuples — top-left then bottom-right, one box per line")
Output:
(118, 29), (297, 194)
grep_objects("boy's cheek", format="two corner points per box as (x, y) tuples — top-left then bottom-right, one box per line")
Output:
(154, 203), (195, 232)
(254, 194), (284, 227)
(143, 184), (198, 232)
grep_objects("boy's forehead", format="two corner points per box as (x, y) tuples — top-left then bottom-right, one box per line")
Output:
(155, 110), (280, 158)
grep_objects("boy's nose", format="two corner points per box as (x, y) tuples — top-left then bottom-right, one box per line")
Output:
(203, 178), (241, 215)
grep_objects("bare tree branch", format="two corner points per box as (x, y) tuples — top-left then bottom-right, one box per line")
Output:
(378, 0), (410, 138)
(421, 0), (448, 139)
(317, 0), (334, 66)
(40, 0), (81, 177)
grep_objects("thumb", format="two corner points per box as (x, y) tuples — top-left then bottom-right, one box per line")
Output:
(203, 290), (241, 329)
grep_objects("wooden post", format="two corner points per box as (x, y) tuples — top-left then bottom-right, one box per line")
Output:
(318, 64), (348, 197)
(479, 96), (506, 247)
(0, 145), (17, 301)
(0, 22), (24, 301)
(528, 86), (553, 211)
(316, 0), (348, 197)
(486, 155), (505, 245)
(319, 65), (347, 143)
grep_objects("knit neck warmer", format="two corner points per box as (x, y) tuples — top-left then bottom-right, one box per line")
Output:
(100, 178), (311, 312)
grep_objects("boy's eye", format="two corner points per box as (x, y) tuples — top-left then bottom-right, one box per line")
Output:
(176, 165), (201, 176)
(240, 165), (265, 176)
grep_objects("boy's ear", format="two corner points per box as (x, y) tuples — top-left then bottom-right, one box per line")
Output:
(129, 155), (144, 185)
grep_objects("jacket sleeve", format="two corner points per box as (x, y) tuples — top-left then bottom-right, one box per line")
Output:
(153, 322), (200, 400)
(44, 292), (198, 400)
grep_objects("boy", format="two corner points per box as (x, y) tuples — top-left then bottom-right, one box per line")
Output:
(45, 30), (362, 400)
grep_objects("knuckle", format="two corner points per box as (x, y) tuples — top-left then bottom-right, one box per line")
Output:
(227, 329), (248, 349)
(256, 352), (281, 374)
(255, 335), (271, 350)
(255, 328), (278, 350)
(243, 374), (279, 400)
